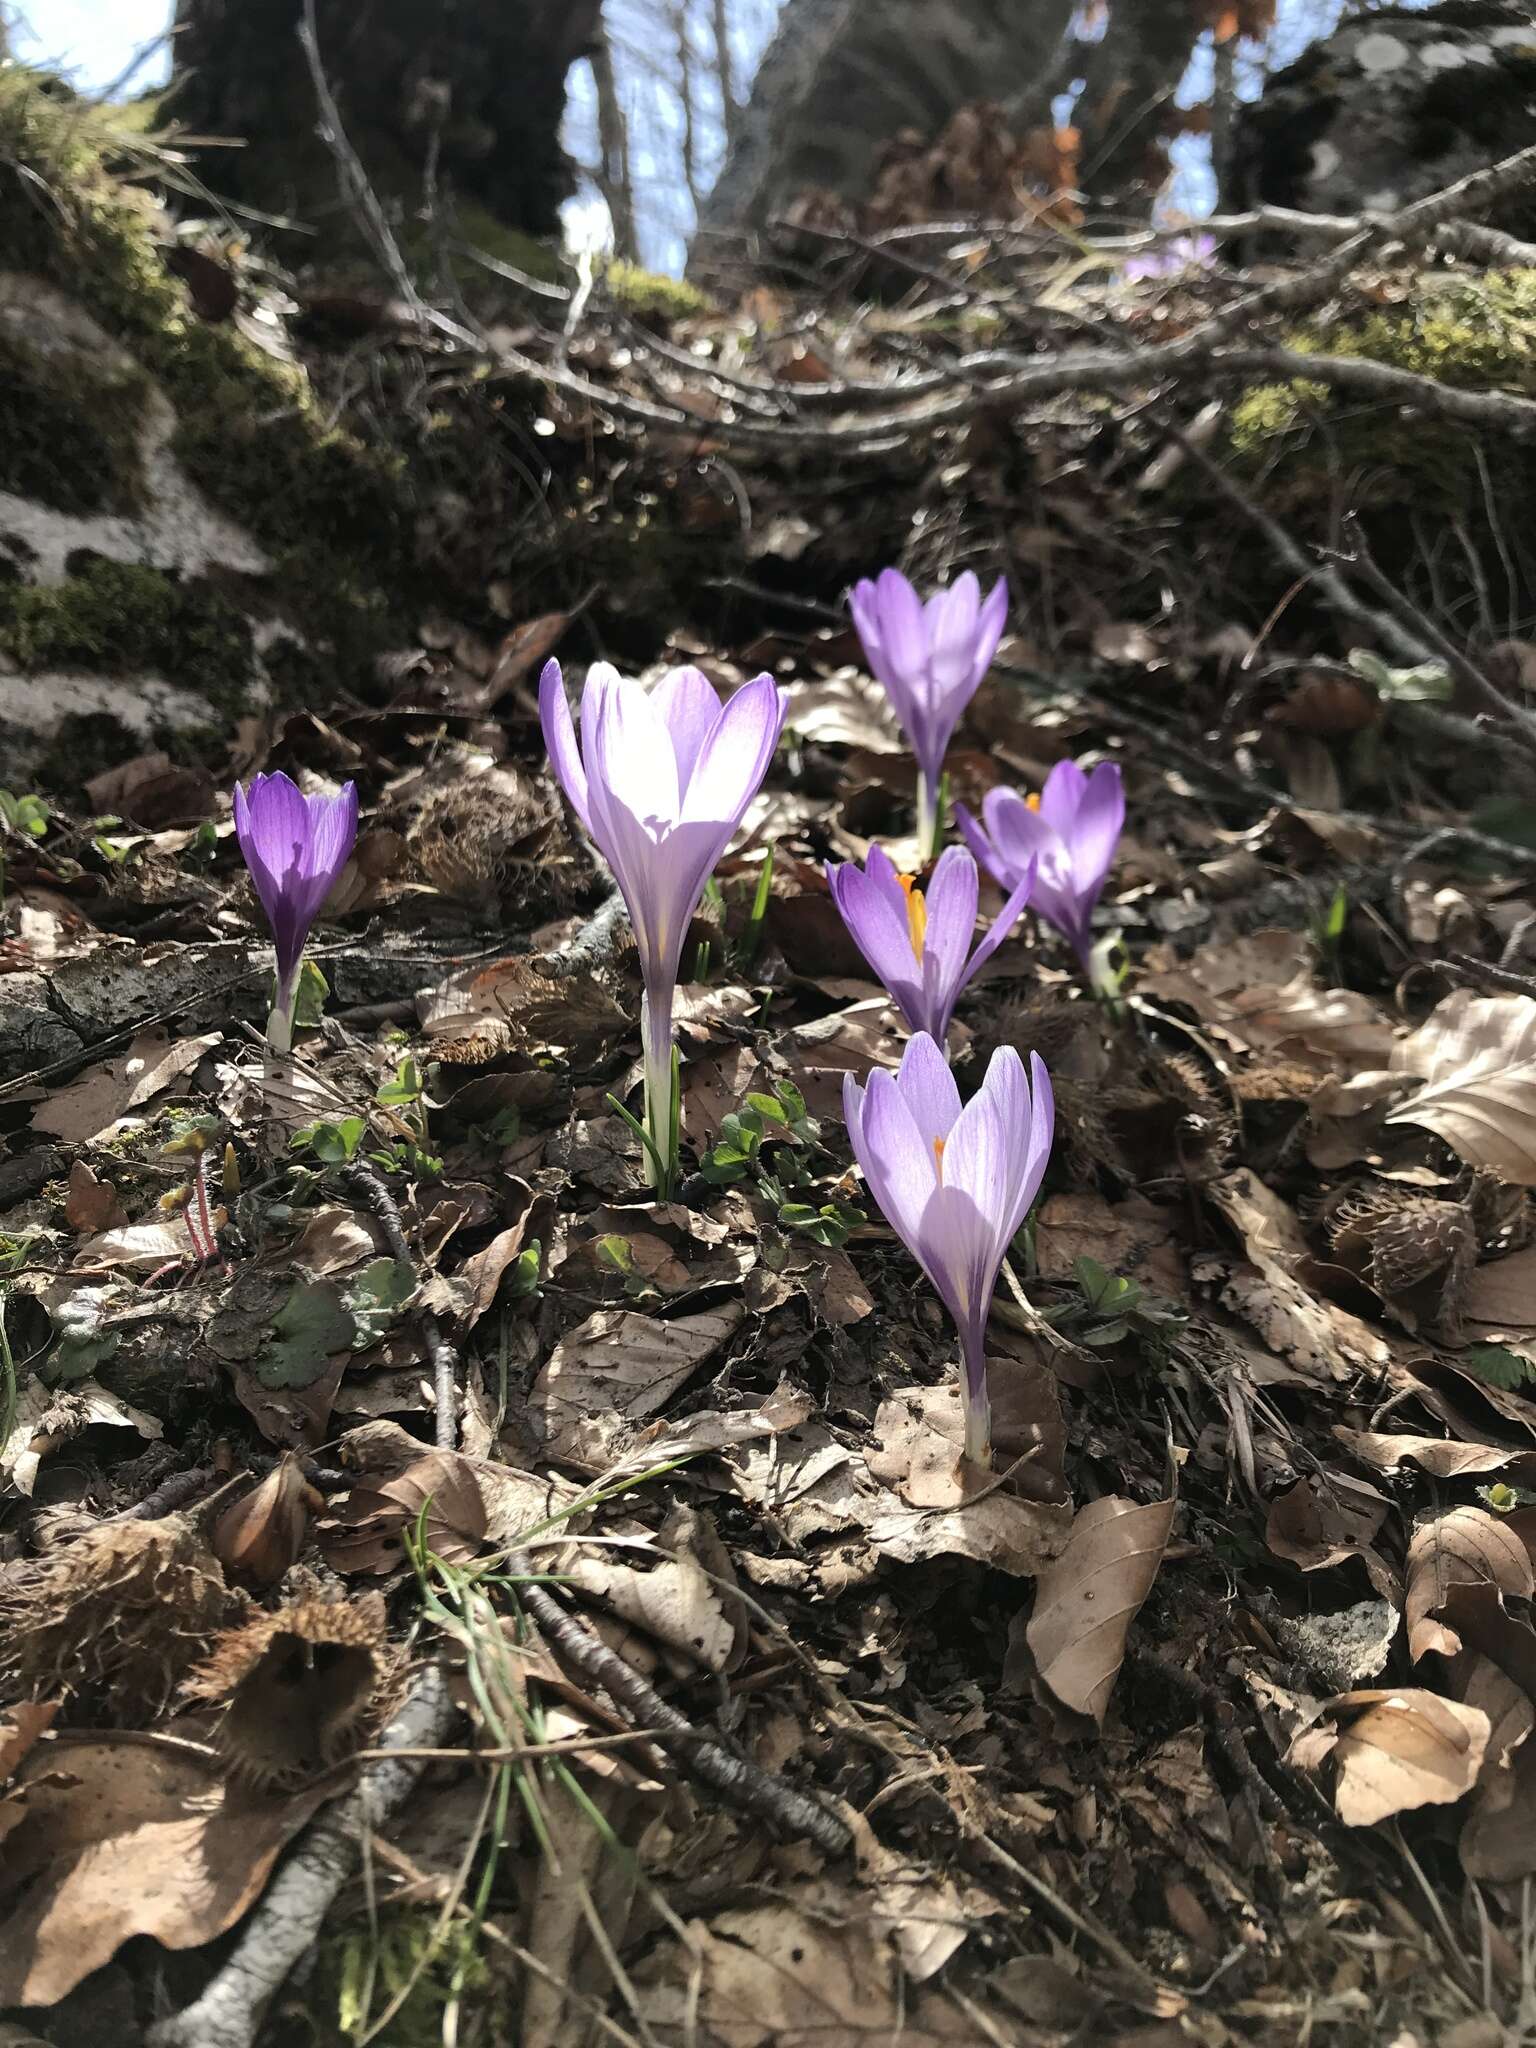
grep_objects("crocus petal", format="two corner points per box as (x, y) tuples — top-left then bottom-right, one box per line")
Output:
(681, 674), (787, 828)
(956, 856), (1035, 999)
(953, 801), (1004, 886)
(233, 771), (357, 991)
(827, 857), (923, 1022)
(588, 664), (682, 834)
(967, 576), (1009, 691)
(1064, 761), (1125, 902)
(893, 1031), (961, 1151)
(980, 788), (1063, 884)
(925, 573), (982, 694)
(916, 846), (977, 1034)
(649, 664), (724, 797)
(854, 1065), (941, 1259)
(540, 660), (593, 838)
(1037, 758), (1087, 837)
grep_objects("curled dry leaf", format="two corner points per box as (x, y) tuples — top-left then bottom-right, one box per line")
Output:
(566, 1505), (746, 1678)
(321, 1448), (488, 1576)
(62, 1160), (127, 1234)
(1026, 1493), (1176, 1730)
(183, 1592), (389, 1785)
(1, 1378), (162, 1497)
(1288, 1688), (1490, 1827)
(1335, 1428), (1536, 1486)
(212, 1453), (320, 1589)
(1406, 1507), (1535, 1662)
(1388, 992), (1536, 1184)
(1265, 1472), (1390, 1574)
(1460, 1654), (1536, 1883)
(0, 1734), (329, 2006)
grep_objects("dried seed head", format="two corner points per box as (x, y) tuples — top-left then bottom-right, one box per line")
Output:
(183, 1593), (389, 1786)
(0, 1517), (244, 1723)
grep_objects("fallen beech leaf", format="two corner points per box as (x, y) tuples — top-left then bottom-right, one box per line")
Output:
(567, 1505), (744, 1677)
(1026, 1493), (1176, 1728)
(62, 1161), (127, 1234)
(321, 1448), (488, 1575)
(1, 1378), (162, 1497)
(0, 1736), (328, 2004)
(1406, 1508), (1534, 1661)
(529, 1304), (744, 1468)
(213, 1454), (318, 1588)
(1388, 992), (1536, 1183)
(1289, 1689), (1490, 1826)
(1461, 1655), (1536, 1882)
(1335, 1428), (1536, 1484)
(1266, 1472), (1388, 1572)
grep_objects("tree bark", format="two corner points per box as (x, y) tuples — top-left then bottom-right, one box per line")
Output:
(161, 0), (601, 263)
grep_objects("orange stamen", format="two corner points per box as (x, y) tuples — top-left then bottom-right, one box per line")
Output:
(933, 1135), (946, 1178)
(898, 872), (927, 956)
(1025, 791), (1041, 812)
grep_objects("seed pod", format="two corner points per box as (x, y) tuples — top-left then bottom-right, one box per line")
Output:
(213, 1455), (316, 1589)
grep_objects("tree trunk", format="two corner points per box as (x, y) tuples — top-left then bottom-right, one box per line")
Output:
(161, 0), (601, 266)
(698, 0), (1081, 233)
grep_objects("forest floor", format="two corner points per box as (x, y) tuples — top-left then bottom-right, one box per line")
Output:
(7, 102), (1536, 2048)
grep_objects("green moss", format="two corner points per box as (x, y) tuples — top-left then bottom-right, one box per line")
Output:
(0, 557), (254, 701)
(604, 258), (711, 321)
(1229, 269), (1536, 509)
(0, 331), (150, 514)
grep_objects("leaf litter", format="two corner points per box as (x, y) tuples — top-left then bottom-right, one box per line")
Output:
(11, 196), (1536, 2048)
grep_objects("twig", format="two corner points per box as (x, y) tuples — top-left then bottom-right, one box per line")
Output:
(115, 1465), (215, 1521)
(147, 1668), (455, 2048)
(537, 890), (629, 980)
(509, 1549), (851, 1858)
(346, 1163), (459, 1451)
(1440, 953), (1536, 999)
(1339, 530), (1536, 764)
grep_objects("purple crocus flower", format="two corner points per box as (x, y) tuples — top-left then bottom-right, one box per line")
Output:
(844, 1032), (1053, 1468)
(1121, 231), (1218, 283)
(955, 759), (1124, 974)
(826, 843), (1035, 1052)
(233, 770), (358, 1052)
(541, 658), (788, 1195)
(849, 568), (1008, 853)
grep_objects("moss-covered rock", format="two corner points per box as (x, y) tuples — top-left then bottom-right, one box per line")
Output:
(0, 63), (421, 779)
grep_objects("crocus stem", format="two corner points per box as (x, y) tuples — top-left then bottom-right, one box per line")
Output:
(640, 986), (677, 1198)
(959, 1331), (992, 1469)
(916, 770), (938, 863)
(266, 970), (297, 1055)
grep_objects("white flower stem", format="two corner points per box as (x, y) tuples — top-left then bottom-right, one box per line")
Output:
(916, 771), (937, 861)
(265, 977), (295, 1055)
(959, 1333), (993, 1469)
(640, 986), (677, 1197)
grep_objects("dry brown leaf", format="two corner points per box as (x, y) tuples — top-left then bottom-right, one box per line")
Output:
(0, 1736), (329, 2004)
(1205, 1170), (1389, 1379)
(321, 1447), (488, 1575)
(32, 1028), (219, 1144)
(213, 1454), (318, 1589)
(566, 1505), (745, 1677)
(0, 1703), (58, 1783)
(1265, 1473), (1389, 1572)
(62, 1161), (127, 1234)
(1142, 931), (1394, 1072)
(1289, 1689), (1490, 1826)
(1335, 1428), (1536, 1485)
(1, 1378), (162, 1497)
(1460, 1654), (1536, 1882)
(1388, 992), (1536, 1183)
(1406, 1508), (1535, 1661)
(529, 1304), (744, 1468)
(1026, 1493), (1176, 1729)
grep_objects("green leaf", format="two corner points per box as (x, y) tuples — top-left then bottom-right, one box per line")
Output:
(377, 1054), (424, 1109)
(1323, 885), (1348, 943)
(292, 958), (330, 1030)
(505, 1240), (542, 1301)
(745, 1092), (789, 1125)
(255, 1280), (356, 1388)
(595, 1235), (637, 1276)
(775, 1079), (807, 1125)
(341, 1256), (415, 1347)
(1075, 1256), (1139, 1315)
(292, 1116), (367, 1164)
(1463, 1344), (1536, 1392)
